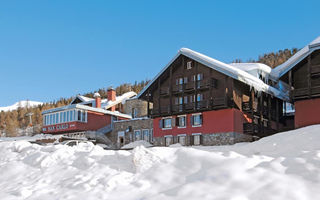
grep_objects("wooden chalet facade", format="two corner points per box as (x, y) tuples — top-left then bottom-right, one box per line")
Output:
(271, 36), (320, 128)
(138, 48), (289, 146)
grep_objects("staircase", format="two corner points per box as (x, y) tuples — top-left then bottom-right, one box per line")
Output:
(85, 124), (115, 147)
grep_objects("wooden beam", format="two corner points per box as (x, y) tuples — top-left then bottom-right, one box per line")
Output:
(210, 68), (213, 109)
(308, 55), (311, 98)
(194, 61), (198, 111)
(169, 63), (173, 114)
(158, 78), (161, 114)
(182, 56), (185, 111)
(268, 94), (271, 128)
(147, 90), (150, 117)
(288, 70), (292, 100)
(260, 93), (263, 135)
(276, 98), (279, 131)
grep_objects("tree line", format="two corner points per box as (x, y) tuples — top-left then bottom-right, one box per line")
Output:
(0, 80), (149, 137)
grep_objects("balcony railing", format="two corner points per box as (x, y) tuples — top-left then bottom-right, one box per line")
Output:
(151, 97), (227, 116)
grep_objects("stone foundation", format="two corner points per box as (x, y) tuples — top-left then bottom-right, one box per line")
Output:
(153, 132), (252, 146)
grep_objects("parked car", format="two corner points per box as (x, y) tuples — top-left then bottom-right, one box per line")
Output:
(61, 140), (94, 147)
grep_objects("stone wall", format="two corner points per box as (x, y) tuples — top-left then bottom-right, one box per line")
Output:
(153, 132), (252, 146)
(108, 118), (153, 148)
(123, 98), (153, 118)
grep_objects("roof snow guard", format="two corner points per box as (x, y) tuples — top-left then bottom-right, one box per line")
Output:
(138, 48), (289, 101)
(271, 36), (320, 80)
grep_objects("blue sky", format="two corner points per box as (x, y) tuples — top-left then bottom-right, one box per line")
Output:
(0, 0), (319, 106)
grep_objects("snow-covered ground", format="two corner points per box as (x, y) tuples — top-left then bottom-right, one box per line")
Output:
(1, 125), (320, 200)
(0, 100), (43, 112)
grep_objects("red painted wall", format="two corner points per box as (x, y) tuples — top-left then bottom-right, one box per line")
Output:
(295, 98), (320, 128)
(153, 108), (249, 137)
(43, 111), (112, 134)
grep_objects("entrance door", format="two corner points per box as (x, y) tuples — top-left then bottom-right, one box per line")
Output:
(143, 130), (149, 142)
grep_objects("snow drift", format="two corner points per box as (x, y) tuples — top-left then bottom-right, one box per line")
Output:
(1, 125), (320, 199)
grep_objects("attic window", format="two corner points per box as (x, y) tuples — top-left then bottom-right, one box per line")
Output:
(187, 61), (192, 69)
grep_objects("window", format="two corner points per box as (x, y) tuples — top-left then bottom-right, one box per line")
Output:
(179, 78), (183, 85)
(64, 112), (67, 123)
(70, 110), (74, 121)
(177, 115), (186, 128)
(184, 96), (188, 104)
(143, 130), (149, 142)
(165, 136), (173, 146)
(178, 135), (186, 145)
(163, 118), (172, 129)
(191, 114), (202, 127)
(78, 110), (81, 121)
(56, 113), (59, 124)
(197, 73), (203, 81)
(197, 94), (203, 102)
(184, 77), (188, 84)
(82, 111), (86, 122)
(179, 97), (183, 105)
(66, 111), (70, 122)
(134, 130), (141, 141)
(53, 114), (56, 125)
(132, 108), (137, 118)
(190, 95), (195, 103)
(60, 112), (63, 123)
(50, 114), (53, 125)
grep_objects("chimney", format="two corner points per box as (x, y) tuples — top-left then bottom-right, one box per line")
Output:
(94, 92), (101, 108)
(107, 88), (116, 111)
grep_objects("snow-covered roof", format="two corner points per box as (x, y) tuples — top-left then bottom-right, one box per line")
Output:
(229, 63), (272, 78)
(71, 91), (136, 108)
(138, 48), (289, 101)
(270, 36), (320, 79)
(42, 104), (132, 119)
(102, 91), (137, 109)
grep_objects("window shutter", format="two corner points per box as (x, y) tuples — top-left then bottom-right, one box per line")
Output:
(176, 117), (179, 126)
(159, 119), (163, 128)
(200, 114), (203, 125)
(190, 115), (194, 126)
(200, 73), (204, 80)
(172, 118), (175, 127)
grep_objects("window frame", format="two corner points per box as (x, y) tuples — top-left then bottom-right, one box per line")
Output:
(177, 115), (186, 128)
(161, 117), (173, 130)
(191, 113), (203, 127)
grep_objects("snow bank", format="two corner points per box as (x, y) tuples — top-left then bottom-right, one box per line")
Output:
(1, 125), (320, 199)
(121, 140), (152, 149)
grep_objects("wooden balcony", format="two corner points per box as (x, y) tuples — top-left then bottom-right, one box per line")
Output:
(172, 85), (184, 94)
(150, 97), (227, 117)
